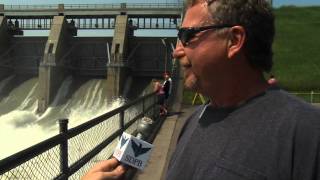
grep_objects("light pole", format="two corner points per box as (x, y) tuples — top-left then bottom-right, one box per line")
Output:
(161, 38), (167, 74)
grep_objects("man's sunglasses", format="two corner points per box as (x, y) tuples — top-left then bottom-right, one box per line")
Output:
(177, 24), (234, 46)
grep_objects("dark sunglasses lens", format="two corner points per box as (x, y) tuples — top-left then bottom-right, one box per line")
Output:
(178, 29), (186, 45)
(178, 29), (192, 45)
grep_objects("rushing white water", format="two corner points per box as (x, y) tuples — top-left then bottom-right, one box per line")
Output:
(0, 76), (124, 160)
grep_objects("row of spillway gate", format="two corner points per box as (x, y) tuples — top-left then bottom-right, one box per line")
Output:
(0, 3), (181, 112)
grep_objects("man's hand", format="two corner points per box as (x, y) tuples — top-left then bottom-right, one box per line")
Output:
(82, 158), (126, 180)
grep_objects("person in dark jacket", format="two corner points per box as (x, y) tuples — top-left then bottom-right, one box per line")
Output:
(163, 73), (172, 100)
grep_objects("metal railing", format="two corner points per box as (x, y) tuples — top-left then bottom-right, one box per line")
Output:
(64, 4), (121, 9)
(291, 91), (320, 103)
(0, 92), (158, 179)
(125, 3), (182, 9)
(4, 4), (58, 10)
(4, 3), (183, 10)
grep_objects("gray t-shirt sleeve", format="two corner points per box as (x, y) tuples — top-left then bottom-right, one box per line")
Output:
(292, 106), (320, 180)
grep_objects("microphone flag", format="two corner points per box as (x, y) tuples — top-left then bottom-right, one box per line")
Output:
(113, 132), (154, 170)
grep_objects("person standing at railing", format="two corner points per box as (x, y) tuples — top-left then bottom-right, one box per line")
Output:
(162, 73), (172, 111)
(154, 80), (168, 116)
(163, 73), (172, 100)
(7, 19), (14, 30)
(14, 19), (19, 29)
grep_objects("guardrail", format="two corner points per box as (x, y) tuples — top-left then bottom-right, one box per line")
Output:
(0, 92), (158, 179)
(4, 3), (183, 10)
(291, 91), (320, 103)
(4, 4), (58, 10)
(64, 4), (121, 9)
(124, 3), (182, 9)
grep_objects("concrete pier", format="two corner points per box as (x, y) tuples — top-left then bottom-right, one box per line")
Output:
(0, 16), (12, 80)
(106, 15), (130, 100)
(38, 16), (74, 113)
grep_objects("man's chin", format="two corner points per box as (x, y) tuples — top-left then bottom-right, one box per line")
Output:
(184, 81), (198, 92)
(184, 85), (196, 91)
(184, 74), (199, 91)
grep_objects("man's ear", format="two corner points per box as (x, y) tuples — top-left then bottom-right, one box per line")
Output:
(227, 26), (246, 59)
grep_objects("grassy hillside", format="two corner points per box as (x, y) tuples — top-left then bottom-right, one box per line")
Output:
(273, 6), (320, 90)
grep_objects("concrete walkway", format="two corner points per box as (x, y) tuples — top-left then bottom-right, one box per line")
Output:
(133, 105), (198, 180)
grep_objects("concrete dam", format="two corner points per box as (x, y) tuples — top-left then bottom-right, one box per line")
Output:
(0, 3), (181, 161)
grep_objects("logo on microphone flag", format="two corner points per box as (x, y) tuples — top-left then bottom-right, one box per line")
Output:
(120, 134), (129, 149)
(131, 139), (151, 157)
(113, 132), (154, 170)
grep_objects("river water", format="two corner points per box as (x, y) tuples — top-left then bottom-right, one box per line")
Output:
(0, 75), (122, 160)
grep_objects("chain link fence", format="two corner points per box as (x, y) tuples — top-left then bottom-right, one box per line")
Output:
(0, 92), (158, 180)
(0, 145), (61, 179)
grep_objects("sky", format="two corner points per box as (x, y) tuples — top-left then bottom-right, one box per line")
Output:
(1, 0), (320, 7)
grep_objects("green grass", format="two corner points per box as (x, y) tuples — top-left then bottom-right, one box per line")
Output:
(182, 89), (208, 105)
(273, 6), (320, 90)
(183, 89), (320, 105)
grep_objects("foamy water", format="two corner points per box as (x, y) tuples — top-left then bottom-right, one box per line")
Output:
(0, 76), (124, 160)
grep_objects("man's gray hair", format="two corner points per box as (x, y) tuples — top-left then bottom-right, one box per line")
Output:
(185, 0), (275, 72)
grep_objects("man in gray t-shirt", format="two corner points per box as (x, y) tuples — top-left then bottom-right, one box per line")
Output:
(166, 87), (320, 180)
(169, 0), (320, 179)
(81, 0), (320, 179)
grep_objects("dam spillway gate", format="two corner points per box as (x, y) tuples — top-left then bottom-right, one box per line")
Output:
(0, 3), (182, 112)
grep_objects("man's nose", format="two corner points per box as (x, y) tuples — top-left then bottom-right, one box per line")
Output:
(173, 43), (186, 59)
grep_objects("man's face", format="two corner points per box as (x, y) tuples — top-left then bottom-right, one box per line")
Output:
(173, 2), (230, 96)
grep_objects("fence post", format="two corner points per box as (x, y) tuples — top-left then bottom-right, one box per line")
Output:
(153, 94), (157, 118)
(311, 91), (314, 103)
(142, 96), (145, 116)
(119, 111), (125, 136)
(59, 119), (69, 178)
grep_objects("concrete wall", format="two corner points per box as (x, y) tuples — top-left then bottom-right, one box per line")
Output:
(38, 16), (73, 113)
(70, 37), (112, 77)
(0, 16), (12, 80)
(11, 37), (47, 75)
(0, 17), (9, 55)
(128, 37), (177, 77)
(2, 36), (111, 78)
